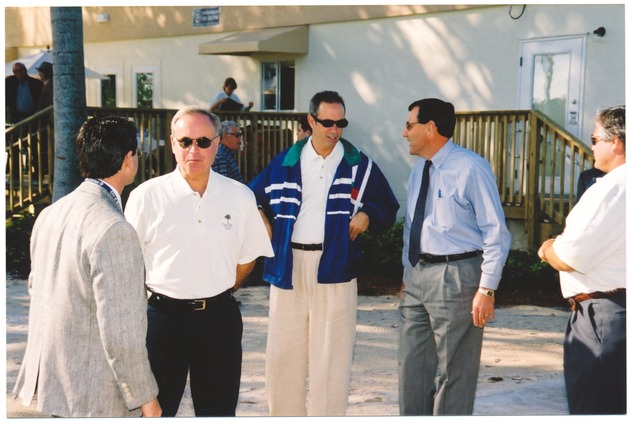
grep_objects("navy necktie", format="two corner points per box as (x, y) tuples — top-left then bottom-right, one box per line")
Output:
(408, 160), (432, 266)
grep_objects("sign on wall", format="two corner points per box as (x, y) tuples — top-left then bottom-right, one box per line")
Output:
(193, 7), (220, 27)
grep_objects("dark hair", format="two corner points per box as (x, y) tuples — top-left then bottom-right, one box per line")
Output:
(76, 116), (138, 179)
(309, 91), (346, 116)
(597, 105), (625, 145)
(39, 67), (52, 79)
(408, 98), (456, 139)
(224, 77), (237, 90)
(298, 114), (312, 133)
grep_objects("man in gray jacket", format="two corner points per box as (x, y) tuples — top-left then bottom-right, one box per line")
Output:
(12, 116), (161, 417)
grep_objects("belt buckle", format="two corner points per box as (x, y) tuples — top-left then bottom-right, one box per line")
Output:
(193, 299), (206, 311)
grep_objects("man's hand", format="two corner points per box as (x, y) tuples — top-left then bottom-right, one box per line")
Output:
(234, 259), (257, 291)
(538, 238), (575, 272)
(471, 291), (495, 328)
(349, 211), (370, 241)
(141, 398), (162, 417)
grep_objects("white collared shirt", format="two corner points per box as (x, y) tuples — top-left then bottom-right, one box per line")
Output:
(553, 164), (626, 297)
(291, 138), (344, 244)
(125, 168), (274, 299)
(102, 179), (122, 210)
(86, 178), (122, 211)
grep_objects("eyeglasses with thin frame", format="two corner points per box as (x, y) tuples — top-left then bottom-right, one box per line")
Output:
(311, 114), (349, 128)
(405, 121), (422, 131)
(226, 131), (243, 138)
(173, 135), (219, 149)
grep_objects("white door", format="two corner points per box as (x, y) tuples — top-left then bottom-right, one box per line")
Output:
(518, 37), (585, 138)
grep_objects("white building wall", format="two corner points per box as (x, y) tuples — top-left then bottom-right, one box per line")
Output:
(296, 4), (624, 212)
(82, 4), (624, 221)
(85, 33), (260, 110)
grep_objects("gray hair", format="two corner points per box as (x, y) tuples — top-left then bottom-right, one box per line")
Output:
(597, 105), (625, 145)
(219, 120), (240, 136)
(170, 106), (220, 135)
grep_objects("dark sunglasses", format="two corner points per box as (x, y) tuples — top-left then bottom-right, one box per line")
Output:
(311, 115), (349, 128)
(226, 131), (243, 138)
(173, 135), (219, 149)
(591, 136), (609, 146)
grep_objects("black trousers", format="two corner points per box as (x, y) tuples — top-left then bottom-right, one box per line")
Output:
(564, 294), (626, 414)
(147, 293), (243, 417)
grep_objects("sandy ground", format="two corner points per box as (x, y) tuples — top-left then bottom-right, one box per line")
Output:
(4, 276), (586, 418)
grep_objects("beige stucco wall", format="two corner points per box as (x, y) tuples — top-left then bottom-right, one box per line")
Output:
(5, 5), (485, 47)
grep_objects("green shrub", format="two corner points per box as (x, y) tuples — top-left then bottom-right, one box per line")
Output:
(357, 218), (561, 296)
(499, 249), (560, 292)
(6, 211), (36, 277)
(358, 218), (404, 278)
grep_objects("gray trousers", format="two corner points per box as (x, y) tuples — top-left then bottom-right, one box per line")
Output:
(398, 256), (484, 415)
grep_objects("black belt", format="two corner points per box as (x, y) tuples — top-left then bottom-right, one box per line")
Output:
(419, 250), (482, 264)
(291, 242), (323, 251)
(567, 288), (625, 311)
(148, 288), (233, 312)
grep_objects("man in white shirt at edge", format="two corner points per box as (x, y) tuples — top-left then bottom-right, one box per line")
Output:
(538, 105), (626, 415)
(125, 106), (273, 417)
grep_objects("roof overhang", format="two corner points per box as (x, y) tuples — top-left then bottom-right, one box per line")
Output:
(198, 25), (308, 56)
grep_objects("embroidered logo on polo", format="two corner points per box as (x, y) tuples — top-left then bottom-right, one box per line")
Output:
(223, 214), (233, 230)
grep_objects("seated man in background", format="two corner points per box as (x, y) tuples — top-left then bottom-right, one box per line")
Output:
(212, 120), (245, 183)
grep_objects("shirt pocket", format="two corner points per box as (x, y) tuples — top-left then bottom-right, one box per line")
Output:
(433, 191), (456, 231)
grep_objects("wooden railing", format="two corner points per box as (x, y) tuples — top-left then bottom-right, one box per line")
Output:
(454, 109), (595, 248)
(6, 107), (594, 251)
(86, 108), (302, 185)
(5, 106), (55, 217)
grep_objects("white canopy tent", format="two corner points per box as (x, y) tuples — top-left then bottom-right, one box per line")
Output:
(5, 50), (107, 80)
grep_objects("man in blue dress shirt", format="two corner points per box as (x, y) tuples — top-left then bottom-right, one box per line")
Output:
(398, 98), (511, 415)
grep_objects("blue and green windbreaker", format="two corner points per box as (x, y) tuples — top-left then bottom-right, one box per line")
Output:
(248, 138), (399, 289)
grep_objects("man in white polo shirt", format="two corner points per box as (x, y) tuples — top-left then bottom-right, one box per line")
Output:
(538, 105), (626, 414)
(125, 106), (273, 416)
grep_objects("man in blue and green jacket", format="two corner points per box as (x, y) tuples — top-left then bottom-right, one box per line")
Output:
(248, 91), (399, 416)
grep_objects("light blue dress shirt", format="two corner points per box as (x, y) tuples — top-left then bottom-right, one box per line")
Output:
(403, 140), (511, 289)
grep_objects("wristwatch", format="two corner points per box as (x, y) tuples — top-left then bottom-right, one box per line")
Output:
(478, 287), (495, 297)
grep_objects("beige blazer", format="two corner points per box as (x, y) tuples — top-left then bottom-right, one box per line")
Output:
(12, 181), (158, 417)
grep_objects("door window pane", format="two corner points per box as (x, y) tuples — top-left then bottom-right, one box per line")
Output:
(532, 53), (569, 126)
(262, 61), (295, 111)
(279, 61), (295, 110)
(101, 74), (116, 108)
(136, 72), (154, 109)
(262, 62), (277, 110)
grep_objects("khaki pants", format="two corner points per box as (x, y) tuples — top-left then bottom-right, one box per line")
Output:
(265, 249), (357, 416)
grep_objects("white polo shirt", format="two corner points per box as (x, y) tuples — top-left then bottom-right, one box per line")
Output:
(125, 168), (274, 299)
(553, 164), (626, 297)
(291, 138), (344, 244)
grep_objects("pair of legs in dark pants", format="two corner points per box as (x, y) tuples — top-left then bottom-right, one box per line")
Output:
(147, 295), (243, 416)
(564, 294), (626, 414)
